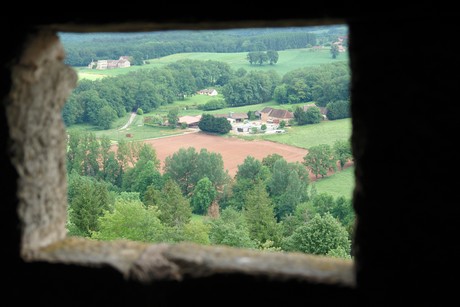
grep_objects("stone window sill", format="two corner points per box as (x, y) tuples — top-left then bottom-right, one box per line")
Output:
(27, 237), (355, 286)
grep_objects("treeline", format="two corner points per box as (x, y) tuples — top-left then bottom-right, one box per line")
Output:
(60, 29), (318, 67)
(63, 59), (350, 129)
(66, 132), (354, 258)
(63, 59), (233, 128)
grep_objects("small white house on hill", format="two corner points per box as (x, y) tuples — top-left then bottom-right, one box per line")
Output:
(197, 88), (218, 96)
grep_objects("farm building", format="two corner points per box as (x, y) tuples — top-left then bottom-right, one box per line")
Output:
(178, 115), (202, 127)
(197, 88), (218, 96)
(88, 56), (131, 70)
(214, 112), (248, 123)
(259, 107), (294, 124)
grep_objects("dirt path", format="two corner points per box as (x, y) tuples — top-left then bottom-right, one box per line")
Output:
(119, 112), (136, 130)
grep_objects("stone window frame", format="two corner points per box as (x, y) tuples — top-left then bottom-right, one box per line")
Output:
(6, 22), (354, 288)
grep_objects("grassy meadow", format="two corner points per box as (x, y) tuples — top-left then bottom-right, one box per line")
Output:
(237, 117), (351, 149)
(312, 166), (355, 199)
(66, 112), (185, 142)
(75, 48), (349, 80)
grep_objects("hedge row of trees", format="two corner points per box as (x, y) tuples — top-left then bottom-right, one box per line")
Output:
(246, 50), (279, 65)
(64, 59), (350, 129)
(66, 132), (354, 258)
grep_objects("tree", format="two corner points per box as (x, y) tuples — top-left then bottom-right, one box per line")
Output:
(198, 114), (232, 134)
(143, 185), (162, 207)
(268, 159), (309, 220)
(305, 106), (322, 124)
(331, 196), (355, 237)
(97, 105), (117, 129)
(164, 147), (198, 196)
(221, 71), (280, 107)
(311, 192), (336, 216)
(326, 100), (350, 120)
(67, 172), (114, 237)
(167, 108), (179, 128)
(266, 50), (279, 65)
(92, 198), (165, 242)
(102, 151), (123, 187)
(331, 44), (340, 59)
(164, 147), (228, 197)
(243, 183), (282, 247)
(208, 207), (255, 248)
(303, 144), (337, 178)
(294, 106), (308, 125)
(235, 156), (270, 183)
(193, 148), (230, 192)
(282, 213), (350, 256)
(191, 177), (217, 215)
(262, 153), (284, 172)
(180, 220), (211, 245)
(246, 51), (259, 65)
(157, 179), (192, 227)
(333, 139), (352, 170)
(122, 144), (162, 197)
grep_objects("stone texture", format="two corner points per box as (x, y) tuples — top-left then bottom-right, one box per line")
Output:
(6, 31), (77, 256)
(33, 238), (354, 287)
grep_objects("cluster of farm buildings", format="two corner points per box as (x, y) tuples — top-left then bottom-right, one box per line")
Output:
(177, 88), (328, 133)
(87, 56), (131, 70)
(179, 103), (327, 133)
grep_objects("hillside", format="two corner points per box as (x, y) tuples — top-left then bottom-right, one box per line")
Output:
(75, 47), (349, 80)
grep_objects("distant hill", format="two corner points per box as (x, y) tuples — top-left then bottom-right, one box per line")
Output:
(60, 25), (348, 67)
(76, 47), (349, 80)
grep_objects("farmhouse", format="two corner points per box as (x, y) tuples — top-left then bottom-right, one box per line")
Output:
(197, 88), (218, 96)
(332, 36), (347, 52)
(88, 56), (131, 70)
(259, 107), (294, 124)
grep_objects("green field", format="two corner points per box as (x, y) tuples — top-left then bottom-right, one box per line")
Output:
(66, 113), (185, 142)
(312, 166), (355, 199)
(237, 118), (351, 149)
(75, 48), (349, 80)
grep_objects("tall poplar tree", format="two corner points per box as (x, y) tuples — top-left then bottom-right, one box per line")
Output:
(243, 183), (281, 247)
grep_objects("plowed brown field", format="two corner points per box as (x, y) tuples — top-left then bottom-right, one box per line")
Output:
(141, 132), (308, 177)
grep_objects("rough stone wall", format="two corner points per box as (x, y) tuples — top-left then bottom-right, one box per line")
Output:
(6, 31), (77, 256)
(2, 12), (460, 306)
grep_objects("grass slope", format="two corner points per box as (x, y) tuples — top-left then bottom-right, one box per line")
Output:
(312, 166), (355, 199)
(75, 48), (349, 80)
(238, 118), (351, 149)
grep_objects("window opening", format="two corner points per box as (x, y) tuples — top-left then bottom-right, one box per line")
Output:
(59, 24), (354, 260)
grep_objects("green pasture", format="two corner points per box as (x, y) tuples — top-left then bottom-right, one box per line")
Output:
(238, 118), (351, 149)
(75, 48), (349, 80)
(66, 113), (185, 143)
(311, 166), (355, 199)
